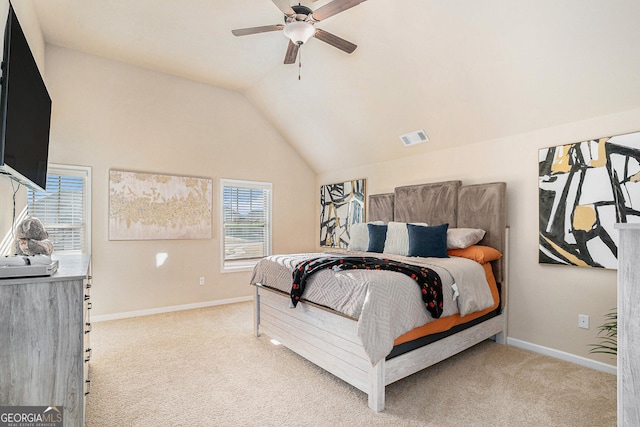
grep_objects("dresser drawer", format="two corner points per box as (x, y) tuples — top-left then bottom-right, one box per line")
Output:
(84, 360), (91, 396)
(83, 275), (92, 357)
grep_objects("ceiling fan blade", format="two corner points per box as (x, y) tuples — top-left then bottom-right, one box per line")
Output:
(232, 24), (284, 37)
(314, 29), (357, 54)
(311, 0), (366, 21)
(284, 40), (299, 64)
(271, 0), (295, 16)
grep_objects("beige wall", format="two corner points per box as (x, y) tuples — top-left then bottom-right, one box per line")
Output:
(317, 107), (640, 364)
(0, 2), (316, 318)
(33, 45), (316, 316)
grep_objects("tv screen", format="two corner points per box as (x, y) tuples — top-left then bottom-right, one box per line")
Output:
(0, 4), (52, 192)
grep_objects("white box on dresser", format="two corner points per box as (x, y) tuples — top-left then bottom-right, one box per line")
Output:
(615, 224), (640, 427)
(0, 254), (92, 427)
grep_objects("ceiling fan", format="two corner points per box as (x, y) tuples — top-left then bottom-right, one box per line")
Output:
(232, 0), (366, 65)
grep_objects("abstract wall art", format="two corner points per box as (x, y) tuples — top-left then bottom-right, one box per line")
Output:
(538, 131), (640, 269)
(109, 170), (213, 240)
(320, 179), (366, 248)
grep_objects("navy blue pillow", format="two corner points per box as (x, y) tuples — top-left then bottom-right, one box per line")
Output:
(407, 223), (449, 258)
(367, 224), (388, 253)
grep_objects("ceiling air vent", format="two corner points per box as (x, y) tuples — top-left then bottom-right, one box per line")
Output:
(400, 129), (429, 146)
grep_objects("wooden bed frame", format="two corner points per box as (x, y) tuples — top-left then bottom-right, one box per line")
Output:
(253, 181), (508, 412)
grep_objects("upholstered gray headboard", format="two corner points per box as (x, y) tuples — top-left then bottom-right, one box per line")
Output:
(368, 181), (507, 284)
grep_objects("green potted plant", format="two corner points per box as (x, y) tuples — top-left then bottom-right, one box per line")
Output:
(588, 308), (617, 356)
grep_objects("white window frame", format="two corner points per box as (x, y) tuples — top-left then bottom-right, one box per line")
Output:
(220, 178), (272, 272)
(26, 164), (92, 255)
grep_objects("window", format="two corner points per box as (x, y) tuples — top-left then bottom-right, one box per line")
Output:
(26, 164), (91, 254)
(221, 179), (271, 271)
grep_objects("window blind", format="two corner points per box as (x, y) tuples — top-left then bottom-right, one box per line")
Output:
(27, 166), (90, 254)
(222, 180), (271, 263)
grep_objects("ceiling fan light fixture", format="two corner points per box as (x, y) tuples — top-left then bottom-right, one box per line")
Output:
(283, 21), (315, 45)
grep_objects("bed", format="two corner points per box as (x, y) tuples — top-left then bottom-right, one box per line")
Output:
(250, 180), (508, 412)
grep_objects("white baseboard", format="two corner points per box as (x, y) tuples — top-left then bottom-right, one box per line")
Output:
(507, 337), (617, 375)
(91, 296), (253, 323)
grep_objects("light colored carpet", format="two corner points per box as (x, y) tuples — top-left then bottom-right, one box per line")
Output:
(86, 302), (616, 426)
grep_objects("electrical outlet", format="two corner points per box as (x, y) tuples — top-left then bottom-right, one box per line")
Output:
(199, 277), (205, 285)
(578, 314), (589, 329)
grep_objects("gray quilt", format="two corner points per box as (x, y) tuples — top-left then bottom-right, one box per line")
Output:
(250, 251), (494, 365)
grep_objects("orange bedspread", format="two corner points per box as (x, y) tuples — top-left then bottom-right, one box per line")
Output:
(393, 262), (500, 346)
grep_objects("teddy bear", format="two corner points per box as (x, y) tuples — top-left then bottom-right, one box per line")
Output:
(12, 217), (54, 256)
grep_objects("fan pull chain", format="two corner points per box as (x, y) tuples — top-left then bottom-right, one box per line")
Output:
(298, 47), (302, 80)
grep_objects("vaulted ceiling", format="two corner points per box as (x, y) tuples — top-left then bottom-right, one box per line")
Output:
(32, 0), (640, 173)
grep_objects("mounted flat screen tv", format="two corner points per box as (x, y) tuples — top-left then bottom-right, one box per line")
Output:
(0, 4), (52, 192)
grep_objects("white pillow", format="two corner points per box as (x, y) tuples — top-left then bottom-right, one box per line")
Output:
(348, 221), (383, 251)
(447, 228), (486, 249)
(383, 221), (428, 256)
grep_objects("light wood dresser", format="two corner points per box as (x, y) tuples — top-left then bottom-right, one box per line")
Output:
(0, 254), (92, 427)
(615, 224), (640, 427)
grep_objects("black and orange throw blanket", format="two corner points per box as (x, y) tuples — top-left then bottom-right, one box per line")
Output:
(290, 256), (444, 319)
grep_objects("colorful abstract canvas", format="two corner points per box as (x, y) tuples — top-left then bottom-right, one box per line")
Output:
(320, 179), (366, 248)
(539, 132), (640, 268)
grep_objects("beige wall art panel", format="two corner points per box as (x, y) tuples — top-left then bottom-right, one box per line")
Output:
(109, 169), (212, 240)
